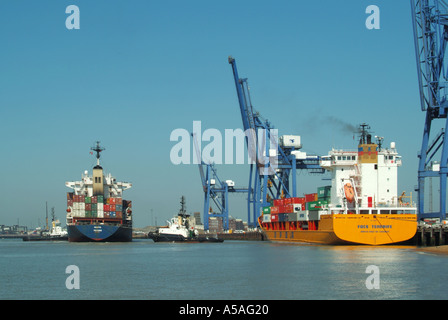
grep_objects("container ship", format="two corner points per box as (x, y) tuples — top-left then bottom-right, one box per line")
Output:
(65, 142), (133, 242)
(259, 124), (418, 245)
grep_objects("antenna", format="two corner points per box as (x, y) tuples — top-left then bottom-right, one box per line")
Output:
(91, 141), (105, 166)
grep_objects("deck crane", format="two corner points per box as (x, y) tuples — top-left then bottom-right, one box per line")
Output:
(412, 0), (448, 221)
(192, 133), (248, 231)
(228, 56), (324, 227)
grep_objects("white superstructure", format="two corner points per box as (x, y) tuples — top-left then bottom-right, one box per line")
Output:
(319, 124), (415, 215)
(65, 170), (132, 198)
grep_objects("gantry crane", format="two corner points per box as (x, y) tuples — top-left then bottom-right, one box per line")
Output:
(228, 57), (324, 227)
(412, 0), (448, 221)
(192, 133), (248, 230)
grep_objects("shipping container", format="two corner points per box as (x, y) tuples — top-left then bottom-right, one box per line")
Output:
(85, 204), (92, 211)
(307, 200), (329, 211)
(85, 197), (91, 204)
(67, 199), (73, 207)
(288, 212), (310, 221)
(305, 193), (318, 202)
(92, 196), (97, 204)
(293, 203), (305, 211)
(110, 204), (116, 212)
(271, 214), (278, 222)
(317, 186), (331, 199)
(104, 204), (110, 212)
(273, 199), (284, 206)
(97, 195), (104, 203)
(116, 198), (122, 205)
(79, 195), (85, 202)
(262, 214), (271, 223)
(116, 205), (122, 212)
(262, 206), (271, 214)
(291, 197), (305, 204)
(270, 206), (279, 214)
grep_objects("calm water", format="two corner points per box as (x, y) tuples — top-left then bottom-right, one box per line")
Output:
(1, 238), (447, 300)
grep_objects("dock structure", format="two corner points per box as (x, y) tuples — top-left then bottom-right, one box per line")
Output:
(415, 225), (448, 246)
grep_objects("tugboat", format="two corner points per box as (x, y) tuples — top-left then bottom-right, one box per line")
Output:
(23, 208), (68, 241)
(148, 196), (223, 243)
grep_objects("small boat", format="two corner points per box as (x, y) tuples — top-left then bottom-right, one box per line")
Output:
(23, 219), (68, 241)
(148, 196), (223, 243)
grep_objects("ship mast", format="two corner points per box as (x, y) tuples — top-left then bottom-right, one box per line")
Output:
(91, 141), (105, 167)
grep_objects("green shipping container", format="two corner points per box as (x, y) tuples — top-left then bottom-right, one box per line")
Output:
(85, 197), (92, 204)
(317, 186), (331, 199)
(262, 206), (271, 214)
(307, 200), (329, 211)
(97, 195), (104, 203)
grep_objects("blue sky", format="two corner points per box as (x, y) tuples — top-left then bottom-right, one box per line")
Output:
(0, 1), (428, 227)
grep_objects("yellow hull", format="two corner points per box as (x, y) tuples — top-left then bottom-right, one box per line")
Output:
(260, 214), (417, 245)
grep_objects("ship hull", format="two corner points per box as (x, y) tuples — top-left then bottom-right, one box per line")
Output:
(68, 224), (132, 242)
(148, 232), (223, 243)
(260, 214), (417, 245)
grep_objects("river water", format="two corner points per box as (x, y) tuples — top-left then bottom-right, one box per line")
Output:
(1, 238), (447, 300)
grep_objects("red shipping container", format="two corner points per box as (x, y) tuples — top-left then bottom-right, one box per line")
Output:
(270, 214), (278, 222)
(305, 193), (318, 202)
(85, 204), (91, 211)
(110, 198), (116, 205)
(270, 206), (279, 214)
(110, 204), (116, 212)
(79, 195), (86, 202)
(67, 200), (73, 207)
(291, 197), (305, 204)
(115, 211), (122, 219)
(104, 204), (110, 212)
(273, 199), (283, 206)
(116, 198), (122, 205)
(283, 204), (294, 213)
(92, 196), (97, 204)
(284, 198), (292, 205)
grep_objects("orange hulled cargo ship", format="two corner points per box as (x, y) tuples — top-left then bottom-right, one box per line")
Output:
(259, 125), (417, 245)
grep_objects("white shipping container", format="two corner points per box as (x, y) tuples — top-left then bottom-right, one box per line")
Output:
(280, 135), (302, 149)
(262, 214), (271, 223)
(97, 211), (104, 218)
